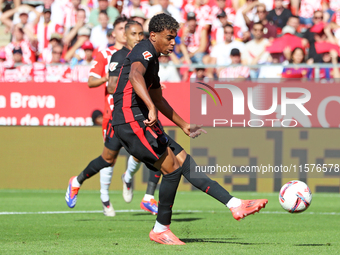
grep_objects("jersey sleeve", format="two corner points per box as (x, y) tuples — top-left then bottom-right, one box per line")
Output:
(89, 51), (105, 78)
(109, 51), (122, 77)
(129, 47), (154, 69)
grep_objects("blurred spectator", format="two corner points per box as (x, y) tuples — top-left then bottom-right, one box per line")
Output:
(211, 0), (236, 25)
(81, 41), (94, 65)
(304, 11), (337, 63)
(89, 0), (119, 26)
(182, 0), (213, 28)
(179, 12), (209, 64)
(208, 24), (245, 77)
(12, 46), (23, 64)
(106, 28), (115, 47)
(30, 0), (63, 25)
(0, 5), (38, 38)
(158, 55), (181, 82)
(33, 7), (64, 54)
(64, 26), (92, 62)
(4, 23), (36, 66)
(148, 0), (182, 23)
(242, 22), (270, 65)
(51, 44), (64, 64)
(211, 10), (231, 46)
(296, 0), (322, 27)
(61, 0), (90, 32)
(281, 47), (313, 79)
(63, 8), (87, 46)
(92, 109), (103, 126)
(0, 49), (6, 62)
(218, 48), (250, 79)
(319, 49), (340, 80)
(190, 67), (209, 82)
(90, 10), (113, 50)
(285, 15), (303, 37)
(243, 2), (277, 40)
(131, 9), (148, 33)
(39, 33), (62, 64)
(267, 0), (292, 30)
(122, 0), (149, 18)
(234, 0), (259, 41)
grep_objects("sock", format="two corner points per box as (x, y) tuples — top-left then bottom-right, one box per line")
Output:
(124, 156), (141, 183)
(72, 177), (81, 187)
(100, 166), (114, 202)
(153, 220), (170, 233)
(156, 167), (182, 225)
(143, 194), (154, 201)
(145, 170), (161, 196)
(77, 156), (112, 184)
(226, 197), (242, 208)
(102, 200), (110, 207)
(182, 154), (233, 205)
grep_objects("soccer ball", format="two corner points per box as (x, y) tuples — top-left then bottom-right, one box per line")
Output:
(279, 180), (312, 213)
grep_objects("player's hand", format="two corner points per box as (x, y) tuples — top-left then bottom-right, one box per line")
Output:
(144, 107), (157, 127)
(183, 124), (207, 138)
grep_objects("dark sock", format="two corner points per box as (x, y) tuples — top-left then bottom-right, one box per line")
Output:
(146, 170), (161, 195)
(77, 156), (112, 184)
(182, 154), (233, 205)
(156, 167), (182, 225)
(102, 200), (110, 207)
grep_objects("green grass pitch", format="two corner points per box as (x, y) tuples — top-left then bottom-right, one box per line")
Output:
(0, 190), (339, 254)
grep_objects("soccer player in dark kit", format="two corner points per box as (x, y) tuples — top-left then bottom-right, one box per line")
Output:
(111, 13), (268, 245)
(65, 20), (161, 216)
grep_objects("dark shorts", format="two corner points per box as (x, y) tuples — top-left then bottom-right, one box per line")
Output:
(104, 117), (123, 151)
(114, 120), (183, 168)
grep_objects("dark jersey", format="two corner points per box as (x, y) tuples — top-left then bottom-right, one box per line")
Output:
(109, 46), (130, 77)
(112, 39), (161, 126)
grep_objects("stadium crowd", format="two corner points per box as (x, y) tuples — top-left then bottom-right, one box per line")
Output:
(1, 0), (340, 81)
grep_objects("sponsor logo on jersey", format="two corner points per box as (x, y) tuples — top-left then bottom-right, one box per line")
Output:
(142, 51), (152, 60)
(109, 62), (119, 72)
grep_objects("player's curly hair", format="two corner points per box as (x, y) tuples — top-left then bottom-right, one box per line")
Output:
(148, 13), (179, 33)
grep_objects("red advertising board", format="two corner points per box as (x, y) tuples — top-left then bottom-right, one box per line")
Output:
(0, 82), (190, 126)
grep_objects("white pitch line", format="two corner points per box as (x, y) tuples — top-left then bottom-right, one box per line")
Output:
(1, 210), (340, 216)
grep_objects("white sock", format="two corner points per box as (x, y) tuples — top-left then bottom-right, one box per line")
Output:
(143, 194), (154, 201)
(226, 197), (242, 209)
(124, 156), (141, 183)
(153, 221), (170, 233)
(100, 166), (114, 202)
(72, 177), (81, 187)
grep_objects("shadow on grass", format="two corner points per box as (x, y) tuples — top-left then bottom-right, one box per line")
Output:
(172, 217), (203, 222)
(294, 243), (331, 246)
(131, 212), (195, 216)
(180, 238), (272, 245)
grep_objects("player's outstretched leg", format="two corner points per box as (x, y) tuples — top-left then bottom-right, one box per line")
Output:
(122, 155), (141, 203)
(65, 155), (112, 208)
(181, 154), (268, 221)
(100, 166), (115, 216)
(141, 170), (161, 215)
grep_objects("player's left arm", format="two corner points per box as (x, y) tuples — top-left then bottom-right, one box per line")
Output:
(149, 87), (206, 138)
